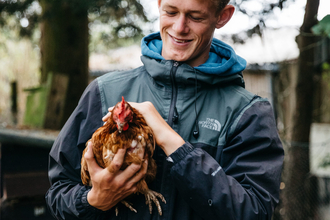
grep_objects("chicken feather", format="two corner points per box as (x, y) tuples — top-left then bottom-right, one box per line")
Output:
(81, 97), (166, 216)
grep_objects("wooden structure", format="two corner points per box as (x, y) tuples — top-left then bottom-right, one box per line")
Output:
(243, 63), (279, 106)
(0, 128), (58, 220)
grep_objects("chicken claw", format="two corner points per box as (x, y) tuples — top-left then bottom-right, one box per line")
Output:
(122, 200), (137, 214)
(115, 200), (137, 216)
(144, 190), (166, 216)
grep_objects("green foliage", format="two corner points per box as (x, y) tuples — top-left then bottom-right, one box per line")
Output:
(23, 72), (52, 128)
(0, 18), (40, 125)
(23, 85), (48, 128)
(322, 62), (330, 89)
(225, 0), (293, 43)
(312, 15), (330, 37)
(0, 0), (40, 37)
(0, 15), (40, 80)
(89, 19), (144, 52)
(87, 0), (149, 52)
(319, 153), (330, 168)
(323, 62), (330, 71)
(0, 0), (149, 47)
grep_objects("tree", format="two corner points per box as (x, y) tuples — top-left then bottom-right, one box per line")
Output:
(225, 0), (290, 44)
(224, 1), (325, 219)
(281, 1), (321, 219)
(39, 0), (89, 129)
(0, 0), (148, 129)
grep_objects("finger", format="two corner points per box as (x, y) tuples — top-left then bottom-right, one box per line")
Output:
(117, 162), (142, 184)
(130, 159), (148, 184)
(127, 102), (141, 112)
(109, 148), (126, 173)
(102, 112), (111, 122)
(102, 106), (114, 122)
(84, 142), (103, 174)
(128, 101), (155, 114)
(129, 101), (164, 125)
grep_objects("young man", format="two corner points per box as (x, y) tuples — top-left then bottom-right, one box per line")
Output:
(46, 0), (284, 219)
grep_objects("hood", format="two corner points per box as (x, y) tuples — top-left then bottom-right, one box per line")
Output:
(141, 32), (247, 76)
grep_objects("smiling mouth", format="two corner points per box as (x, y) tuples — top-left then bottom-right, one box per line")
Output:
(170, 35), (192, 43)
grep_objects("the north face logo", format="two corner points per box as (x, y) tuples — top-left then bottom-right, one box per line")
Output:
(199, 118), (221, 132)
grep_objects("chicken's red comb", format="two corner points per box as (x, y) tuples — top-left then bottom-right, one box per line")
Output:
(118, 96), (126, 120)
(121, 96), (125, 109)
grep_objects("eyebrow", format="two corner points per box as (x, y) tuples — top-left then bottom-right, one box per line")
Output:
(162, 4), (207, 15)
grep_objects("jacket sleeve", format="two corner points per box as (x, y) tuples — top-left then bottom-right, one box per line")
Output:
(169, 99), (284, 220)
(45, 80), (111, 220)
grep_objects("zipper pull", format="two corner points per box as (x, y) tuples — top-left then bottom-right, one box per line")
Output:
(173, 61), (179, 67)
(172, 107), (179, 123)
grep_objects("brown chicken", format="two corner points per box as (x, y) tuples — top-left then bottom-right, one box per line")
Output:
(81, 96), (166, 216)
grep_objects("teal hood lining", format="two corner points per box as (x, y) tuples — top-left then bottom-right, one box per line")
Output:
(141, 32), (246, 76)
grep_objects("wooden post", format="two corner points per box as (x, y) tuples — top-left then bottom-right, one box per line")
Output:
(10, 81), (18, 125)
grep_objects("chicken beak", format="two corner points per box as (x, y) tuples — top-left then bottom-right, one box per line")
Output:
(117, 122), (124, 133)
(116, 122), (129, 133)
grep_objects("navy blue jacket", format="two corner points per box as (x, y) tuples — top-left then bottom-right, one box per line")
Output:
(45, 33), (284, 220)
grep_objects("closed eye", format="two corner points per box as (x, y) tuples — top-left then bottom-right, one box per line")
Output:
(190, 16), (203, 21)
(165, 10), (177, 16)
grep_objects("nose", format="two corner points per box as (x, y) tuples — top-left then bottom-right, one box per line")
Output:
(173, 14), (189, 34)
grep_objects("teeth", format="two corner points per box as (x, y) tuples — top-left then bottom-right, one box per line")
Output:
(173, 37), (188, 43)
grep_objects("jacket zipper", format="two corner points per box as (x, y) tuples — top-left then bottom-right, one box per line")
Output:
(168, 61), (180, 127)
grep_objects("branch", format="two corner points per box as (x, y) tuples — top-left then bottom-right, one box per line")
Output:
(300, 0), (320, 33)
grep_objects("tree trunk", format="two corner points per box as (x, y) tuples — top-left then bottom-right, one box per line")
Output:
(282, 0), (320, 219)
(39, 0), (89, 129)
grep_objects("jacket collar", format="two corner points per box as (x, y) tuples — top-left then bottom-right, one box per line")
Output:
(141, 56), (245, 88)
(141, 32), (247, 77)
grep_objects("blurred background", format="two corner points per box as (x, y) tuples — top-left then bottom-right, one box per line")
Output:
(0, 0), (329, 219)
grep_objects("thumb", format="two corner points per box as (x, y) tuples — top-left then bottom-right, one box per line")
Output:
(84, 141), (102, 174)
(102, 107), (114, 122)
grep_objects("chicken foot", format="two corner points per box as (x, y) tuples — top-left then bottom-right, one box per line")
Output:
(115, 200), (137, 216)
(144, 189), (166, 216)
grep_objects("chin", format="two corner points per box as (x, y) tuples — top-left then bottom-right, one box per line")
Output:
(165, 50), (192, 62)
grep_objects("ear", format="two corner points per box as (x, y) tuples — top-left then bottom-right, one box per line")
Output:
(215, 5), (235, 29)
(158, 0), (161, 8)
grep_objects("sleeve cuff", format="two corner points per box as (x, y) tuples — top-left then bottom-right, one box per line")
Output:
(76, 186), (109, 218)
(167, 142), (195, 163)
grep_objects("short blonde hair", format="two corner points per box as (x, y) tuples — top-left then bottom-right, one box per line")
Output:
(214, 0), (230, 14)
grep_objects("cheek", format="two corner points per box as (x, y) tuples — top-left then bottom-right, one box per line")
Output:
(159, 19), (170, 32)
(195, 27), (214, 45)
(159, 14), (178, 28)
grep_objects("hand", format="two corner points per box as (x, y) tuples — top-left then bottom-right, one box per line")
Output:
(103, 102), (185, 156)
(84, 142), (148, 211)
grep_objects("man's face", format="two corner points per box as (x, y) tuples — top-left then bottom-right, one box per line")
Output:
(158, 0), (222, 67)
